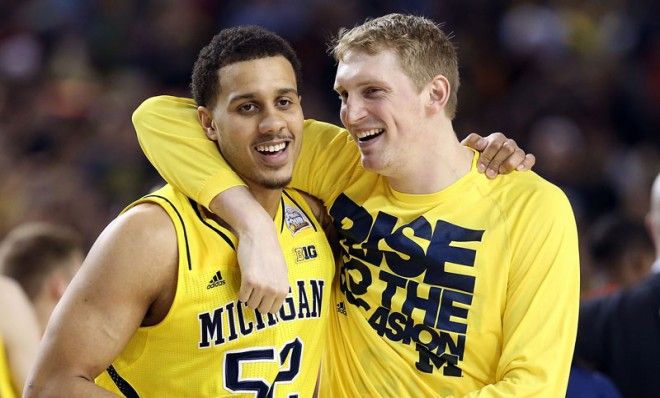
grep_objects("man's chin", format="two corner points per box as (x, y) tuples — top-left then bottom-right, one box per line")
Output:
(257, 177), (292, 190)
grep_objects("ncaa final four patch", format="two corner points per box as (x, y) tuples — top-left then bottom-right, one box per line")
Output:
(284, 204), (311, 235)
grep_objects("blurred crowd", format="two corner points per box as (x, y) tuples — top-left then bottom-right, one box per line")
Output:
(0, 0), (658, 292)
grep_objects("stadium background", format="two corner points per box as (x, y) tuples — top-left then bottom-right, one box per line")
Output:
(0, 0), (658, 292)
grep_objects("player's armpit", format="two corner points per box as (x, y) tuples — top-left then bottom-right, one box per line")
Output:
(24, 204), (178, 398)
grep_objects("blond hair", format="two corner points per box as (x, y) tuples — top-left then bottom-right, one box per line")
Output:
(331, 13), (460, 119)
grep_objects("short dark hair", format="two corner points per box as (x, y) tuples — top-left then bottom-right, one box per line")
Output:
(0, 223), (82, 300)
(191, 26), (302, 108)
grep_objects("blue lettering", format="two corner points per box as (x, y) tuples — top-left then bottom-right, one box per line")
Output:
(198, 308), (225, 347)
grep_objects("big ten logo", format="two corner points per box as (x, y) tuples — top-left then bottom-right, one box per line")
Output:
(294, 245), (317, 263)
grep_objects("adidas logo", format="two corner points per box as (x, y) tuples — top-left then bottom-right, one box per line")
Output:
(336, 301), (347, 315)
(207, 271), (226, 289)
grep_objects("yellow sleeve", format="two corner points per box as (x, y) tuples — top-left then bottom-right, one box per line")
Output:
(291, 120), (361, 206)
(132, 95), (246, 206)
(133, 97), (363, 208)
(467, 184), (580, 397)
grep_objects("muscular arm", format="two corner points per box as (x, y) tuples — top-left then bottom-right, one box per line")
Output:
(24, 204), (178, 397)
(0, 277), (40, 395)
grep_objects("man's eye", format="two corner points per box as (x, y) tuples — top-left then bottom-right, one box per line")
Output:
(364, 87), (382, 96)
(239, 104), (257, 113)
(277, 98), (293, 107)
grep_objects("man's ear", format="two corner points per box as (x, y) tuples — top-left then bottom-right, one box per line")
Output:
(426, 74), (451, 115)
(197, 106), (218, 141)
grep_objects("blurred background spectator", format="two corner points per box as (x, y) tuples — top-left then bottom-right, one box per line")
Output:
(0, 0), (657, 290)
(0, 222), (83, 334)
(584, 214), (655, 298)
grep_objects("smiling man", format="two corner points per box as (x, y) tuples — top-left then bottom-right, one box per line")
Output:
(25, 26), (335, 397)
(130, 14), (579, 397)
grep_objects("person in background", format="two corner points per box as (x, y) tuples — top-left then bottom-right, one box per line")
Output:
(0, 223), (84, 334)
(0, 275), (40, 398)
(584, 214), (654, 298)
(574, 172), (660, 397)
(647, 173), (660, 274)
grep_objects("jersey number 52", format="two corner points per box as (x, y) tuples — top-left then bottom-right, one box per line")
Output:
(224, 338), (303, 398)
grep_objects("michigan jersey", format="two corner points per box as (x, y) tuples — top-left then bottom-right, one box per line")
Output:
(132, 96), (580, 397)
(0, 336), (17, 398)
(95, 185), (334, 397)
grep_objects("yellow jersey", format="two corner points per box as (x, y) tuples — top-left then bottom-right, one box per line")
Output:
(95, 185), (335, 397)
(0, 336), (17, 398)
(132, 96), (581, 397)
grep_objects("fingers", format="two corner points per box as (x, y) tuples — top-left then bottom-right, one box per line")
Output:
(239, 278), (289, 315)
(238, 282), (253, 304)
(235, 227), (289, 315)
(517, 153), (536, 171)
(266, 291), (288, 314)
(484, 139), (517, 177)
(475, 133), (506, 177)
(461, 133), (487, 151)
(493, 142), (525, 174)
(475, 132), (536, 177)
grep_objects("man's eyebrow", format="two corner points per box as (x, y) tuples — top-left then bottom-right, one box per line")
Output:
(227, 93), (257, 104)
(276, 88), (299, 96)
(228, 88), (299, 104)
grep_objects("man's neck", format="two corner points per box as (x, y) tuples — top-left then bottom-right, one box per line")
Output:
(248, 185), (284, 219)
(387, 124), (474, 194)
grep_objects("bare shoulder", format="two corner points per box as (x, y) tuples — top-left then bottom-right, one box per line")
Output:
(0, 276), (37, 329)
(94, 201), (176, 269)
(0, 275), (40, 366)
(69, 202), (178, 312)
(0, 275), (24, 304)
(112, 202), (177, 247)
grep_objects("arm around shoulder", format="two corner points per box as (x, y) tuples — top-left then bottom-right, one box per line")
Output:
(133, 95), (246, 206)
(290, 120), (360, 203)
(24, 204), (178, 397)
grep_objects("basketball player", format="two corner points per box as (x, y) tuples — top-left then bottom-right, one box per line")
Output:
(25, 27), (335, 397)
(130, 14), (579, 396)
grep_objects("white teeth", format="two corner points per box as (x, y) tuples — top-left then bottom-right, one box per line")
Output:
(256, 142), (286, 153)
(356, 129), (383, 139)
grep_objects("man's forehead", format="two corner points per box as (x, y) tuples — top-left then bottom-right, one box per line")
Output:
(334, 49), (399, 88)
(218, 56), (295, 79)
(217, 56), (298, 99)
